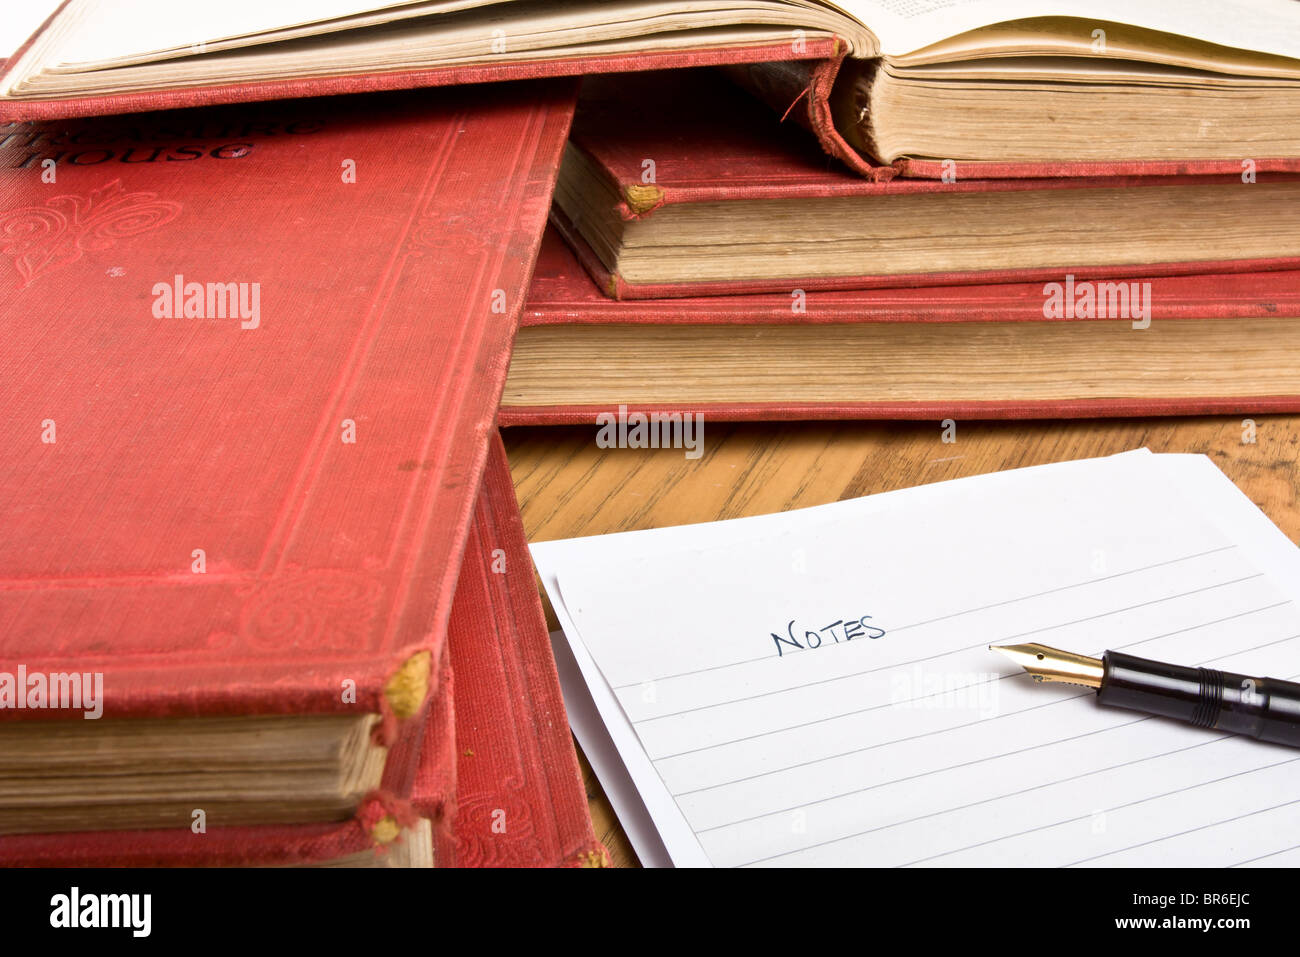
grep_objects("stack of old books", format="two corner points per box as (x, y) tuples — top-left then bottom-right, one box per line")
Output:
(1, 0), (1299, 866)
(504, 59), (1300, 422)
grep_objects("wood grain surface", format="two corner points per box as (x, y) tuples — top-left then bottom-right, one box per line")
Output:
(503, 415), (1300, 866)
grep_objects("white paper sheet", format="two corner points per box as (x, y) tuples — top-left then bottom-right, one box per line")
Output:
(533, 451), (1300, 867)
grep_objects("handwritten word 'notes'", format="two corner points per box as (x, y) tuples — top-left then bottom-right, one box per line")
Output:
(532, 451), (1300, 867)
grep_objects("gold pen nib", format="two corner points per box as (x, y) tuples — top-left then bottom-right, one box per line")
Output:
(989, 642), (1104, 689)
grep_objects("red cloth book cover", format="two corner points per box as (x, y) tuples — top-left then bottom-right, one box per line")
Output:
(0, 81), (574, 730)
(497, 225), (1300, 424)
(440, 432), (607, 868)
(557, 69), (1300, 300)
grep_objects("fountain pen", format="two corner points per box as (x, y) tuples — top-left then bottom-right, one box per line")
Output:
(991, 642), (1300, 747)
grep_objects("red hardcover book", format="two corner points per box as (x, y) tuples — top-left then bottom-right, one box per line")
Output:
(726, 53), (1300, 182)
(0, 641), (455, 866)
(553, 69), (1300, 300)
(0, 0), (836, 122)
(440, 433), (607, 868)
(0, 81), (575, 827)
(0, 435), (590, 867)
(497, 224), (1300, 423)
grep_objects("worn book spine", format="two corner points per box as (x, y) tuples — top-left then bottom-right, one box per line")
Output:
(722, 47), (886, 180)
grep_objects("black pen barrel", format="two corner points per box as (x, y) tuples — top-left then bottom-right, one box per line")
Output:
(1099, 650), (1300, 747)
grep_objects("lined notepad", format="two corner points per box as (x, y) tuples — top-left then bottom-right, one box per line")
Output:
(532, 451), (1300, 867)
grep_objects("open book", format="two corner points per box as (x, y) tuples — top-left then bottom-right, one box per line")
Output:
(6, 0), (1300, 168)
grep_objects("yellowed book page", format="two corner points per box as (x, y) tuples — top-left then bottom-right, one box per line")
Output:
(39, 0), (441, 67)
(896, 16), (1300, 76)
(836, 0), (1300, 59)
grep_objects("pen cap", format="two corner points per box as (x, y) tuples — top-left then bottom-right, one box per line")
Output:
(1100, 651), (1300, 747)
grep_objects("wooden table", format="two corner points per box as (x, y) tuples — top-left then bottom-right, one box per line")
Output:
(502, 415), (1300, 866)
